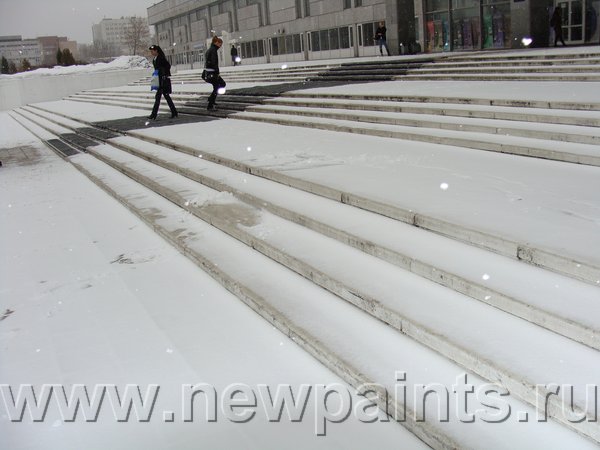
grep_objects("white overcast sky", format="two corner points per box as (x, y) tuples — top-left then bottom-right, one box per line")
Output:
(0, 0), (158, 44)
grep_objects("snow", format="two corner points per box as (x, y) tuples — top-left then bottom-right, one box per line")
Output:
(0, 56), (151, 79)
(2, 47), (600, 449)
(120, 116), (599, 265)
(0, 138), (424, 450)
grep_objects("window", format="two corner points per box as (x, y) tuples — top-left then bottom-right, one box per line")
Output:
(361, 22), (376, 46)
(257, 40), (265, 57)
(329, 28), (339, 50)
(285, 35), (294, 53)
(343, 0), (352, 9)
(311, 32), (320, 51)
(340, 27), (350, 48)
(319, 29), (329, 50)
(293, 34), (301, 52)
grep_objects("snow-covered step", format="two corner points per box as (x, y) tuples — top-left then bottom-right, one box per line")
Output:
(109, 135), (600, 345)
(76, 141), (599, 441)
(107, 135), (600, 343)
(407, 65), (600, 74)
(396, 73), (600, 82)
(420, 58), (600, 68)
(65, 96), (154, 111)
(283, 91), (600, 112)
(26, 102), (600, 287)
(68, 94), (151, 105)
(19, 105), (600, 351)
(244, 103), (600, 145)
(17, 105), (600, 442)
(264, 96), (600, 127)
(232, 110), (600, 166)
(50, 145), (600, 450)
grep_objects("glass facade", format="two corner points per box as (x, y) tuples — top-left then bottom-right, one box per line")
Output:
(310, 26), (354, 51)
(424, 0), (511, 52)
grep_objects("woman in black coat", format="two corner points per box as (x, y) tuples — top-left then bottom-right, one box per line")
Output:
(550, 7), (566, 46)
(204, 36), (226, 110)
(148, 45), (178, 119)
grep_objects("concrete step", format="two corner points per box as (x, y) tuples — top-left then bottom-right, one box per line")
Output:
(12, 107), (600, 448)
(20, 104), (600, 353)
(407, 65), (600, 74)
(26, 101), (600, 288)
(396, 73), (600, 82)
(63, 93), (258, 117)
(245, 103), (600, 145)
(422, 58), (600, 68)
(264, 96), (600, 127)
(283, 91), (600, 111)
(445, 50), (600, 62)
(233, 109), (600, 166)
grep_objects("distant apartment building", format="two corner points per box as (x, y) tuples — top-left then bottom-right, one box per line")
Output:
(92, 17), (150, 55)
(38, 36), (79, 66)
(146, 0), (600, 67)
(0, 35), (78, 69)
(0, 36), (43, 68)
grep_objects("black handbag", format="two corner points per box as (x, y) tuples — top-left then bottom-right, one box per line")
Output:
(202, 70), (217, 83)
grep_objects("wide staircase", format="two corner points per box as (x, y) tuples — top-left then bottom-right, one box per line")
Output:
(131, 61), (340, 85)
(314, 48), (600, 82)
(7, 47), (600, 449)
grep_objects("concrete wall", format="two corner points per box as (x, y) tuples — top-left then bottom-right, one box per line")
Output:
(0, 69), (148, 111)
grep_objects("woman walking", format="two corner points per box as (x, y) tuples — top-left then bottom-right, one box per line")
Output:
(550, 7), (566, 46)
(148, 45), (178, 119)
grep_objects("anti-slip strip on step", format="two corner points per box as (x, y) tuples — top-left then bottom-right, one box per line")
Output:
(78, 127), (121, 140)
(59, 133), (99, 150)
(45, 139), (79, 157)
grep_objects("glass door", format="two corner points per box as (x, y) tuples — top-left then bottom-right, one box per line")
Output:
(556, 0), (585, 44)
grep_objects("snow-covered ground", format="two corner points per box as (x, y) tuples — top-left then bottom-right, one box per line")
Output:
(0, 56), (151, 79)
(1, 47), (600, 449)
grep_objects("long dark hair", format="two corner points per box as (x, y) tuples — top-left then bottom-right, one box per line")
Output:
(149, 45), (167, 59)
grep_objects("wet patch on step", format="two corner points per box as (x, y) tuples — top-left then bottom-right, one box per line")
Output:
(0, 145), (46, 166)
(200, 202), (261, 228)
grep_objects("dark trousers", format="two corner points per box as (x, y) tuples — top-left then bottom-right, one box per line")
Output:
(553, 27), (566, 46)
(208, 76), (226, 107)
(378, 38), (390, 56)
(151, 89), (177, 116)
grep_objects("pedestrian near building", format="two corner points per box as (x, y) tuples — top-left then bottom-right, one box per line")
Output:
(148, 45), (177, 119)
(550, 7), (566, 46)
(375, 21), (391, 56)
(231, 44), (239, 66)
(203, 36), (227, 110)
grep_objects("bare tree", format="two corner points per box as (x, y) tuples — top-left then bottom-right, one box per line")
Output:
(124, 16), (150, 56)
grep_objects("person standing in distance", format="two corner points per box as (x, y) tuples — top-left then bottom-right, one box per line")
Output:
(204, 36), (226, 110)
(550, 7), (567, 46)
(375, 21), (391, 56)
(231, 44), (239, 66)
(148, 45), (178, 119)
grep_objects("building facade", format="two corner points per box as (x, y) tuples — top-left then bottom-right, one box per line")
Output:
(0, 35), (79, 69)
(92, 17), (150, 55)
(146, 0), (600, 67)
(0, 36), (43, 68)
